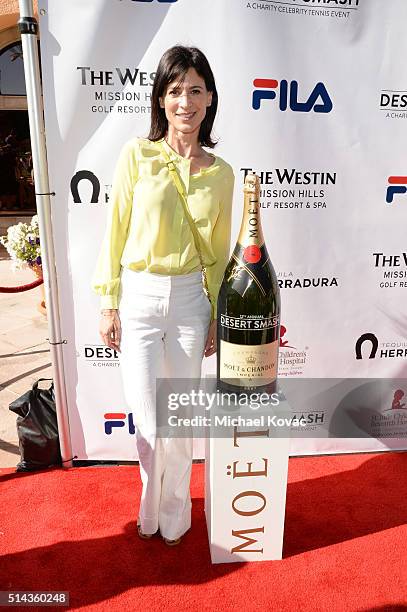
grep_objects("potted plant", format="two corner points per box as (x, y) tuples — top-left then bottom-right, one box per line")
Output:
(0, 215), (45, 313)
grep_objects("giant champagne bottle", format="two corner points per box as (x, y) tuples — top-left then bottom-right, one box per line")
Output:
(217, 172), (281, 394)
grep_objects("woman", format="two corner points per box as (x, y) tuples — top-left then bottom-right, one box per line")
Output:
(92, 46), (234, 545)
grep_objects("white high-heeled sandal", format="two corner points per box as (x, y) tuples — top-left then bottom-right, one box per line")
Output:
(137, 518), (157, 540)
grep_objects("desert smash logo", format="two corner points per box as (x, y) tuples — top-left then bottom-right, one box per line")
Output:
(83, 345), (119, 367)
(252, 79), (332, 113)
(246, 0), (359, 19)
(380, 90), (407, 119)
(286, 0), (359, 3)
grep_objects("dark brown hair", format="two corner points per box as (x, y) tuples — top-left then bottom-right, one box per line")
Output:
(148, 45), (218, 148)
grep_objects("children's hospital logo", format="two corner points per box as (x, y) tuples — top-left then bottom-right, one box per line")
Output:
(370, 386), (407, 435)
(278, 325), (308, 375)
(386, 389), (407, 412)
(279, 325), (296, 349)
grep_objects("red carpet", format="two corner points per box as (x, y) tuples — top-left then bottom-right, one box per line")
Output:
(0, 452), (406, 611)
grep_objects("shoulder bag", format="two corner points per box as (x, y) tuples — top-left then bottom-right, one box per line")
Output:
(158, 141), (215, 321)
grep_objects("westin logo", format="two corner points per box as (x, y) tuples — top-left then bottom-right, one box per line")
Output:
(252, 79), (332, 113)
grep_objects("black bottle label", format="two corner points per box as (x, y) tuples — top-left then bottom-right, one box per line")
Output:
(228, 243), (272, 298)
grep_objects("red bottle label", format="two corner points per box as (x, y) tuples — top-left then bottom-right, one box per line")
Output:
(243, 245), (261, 263)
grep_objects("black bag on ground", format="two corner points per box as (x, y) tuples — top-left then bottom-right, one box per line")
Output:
(9, 378), (62, 472)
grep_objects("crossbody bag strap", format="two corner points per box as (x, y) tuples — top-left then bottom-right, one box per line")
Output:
(158, 141), (214, 320)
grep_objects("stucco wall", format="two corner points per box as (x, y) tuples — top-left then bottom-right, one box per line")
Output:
(0, 1), (38, 32)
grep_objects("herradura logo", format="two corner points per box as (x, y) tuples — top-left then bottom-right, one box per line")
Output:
(252, 79), (333, 113)
(70, 170), (100, 203)
(70, 171), (112, 205)
(355, 333), (407, 360)
(355, 333), (378, 360)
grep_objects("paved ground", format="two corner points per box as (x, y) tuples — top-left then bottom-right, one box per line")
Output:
(0, 251), (52, 468)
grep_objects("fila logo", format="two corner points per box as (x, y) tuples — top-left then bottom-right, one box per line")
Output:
(104, 412), (136, 435)
(252, 79), (333, 113)
(386, 176), (407, 204)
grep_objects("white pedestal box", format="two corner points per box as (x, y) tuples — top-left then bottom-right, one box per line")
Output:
(204, 397), (290, 564)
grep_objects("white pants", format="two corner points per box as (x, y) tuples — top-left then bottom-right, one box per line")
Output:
(118, 268), (212, 540)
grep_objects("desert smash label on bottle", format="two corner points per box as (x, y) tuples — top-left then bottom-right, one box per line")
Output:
(220, 314), (279, 330)
(217, 172), (281, 394)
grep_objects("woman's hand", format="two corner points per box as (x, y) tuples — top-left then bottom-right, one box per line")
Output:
(99, 309), (121, 352)
(204, 319), (217, 357)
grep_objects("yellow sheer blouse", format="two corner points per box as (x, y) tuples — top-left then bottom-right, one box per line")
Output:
(92, 137), (235, 318)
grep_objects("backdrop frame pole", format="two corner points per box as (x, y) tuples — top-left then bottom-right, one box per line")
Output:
(18, 0), (73, 468)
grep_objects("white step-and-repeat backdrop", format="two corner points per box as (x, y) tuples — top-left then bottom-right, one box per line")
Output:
(39, 0), (407, 461)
